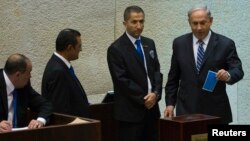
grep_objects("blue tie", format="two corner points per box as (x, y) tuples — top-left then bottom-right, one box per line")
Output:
(12, 89), (17, 128)
(69, 66), (76, 79)
(69, 66), (89, 105)
(196, 40), (205, 73)
(135, 39), (144, 63)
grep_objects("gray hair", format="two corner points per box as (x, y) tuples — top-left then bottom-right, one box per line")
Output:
(188, 5), (211, 18)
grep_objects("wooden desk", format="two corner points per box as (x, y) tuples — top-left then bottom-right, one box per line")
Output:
(89, 102), (116, 141)
(0, 113), (101, 141)
(160, 114), (221, 141)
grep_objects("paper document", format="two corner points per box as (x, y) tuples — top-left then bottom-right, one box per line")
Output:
(202, 70), (218, 92)
(68, 118), (89, 124)
(12, 126), (28, 131)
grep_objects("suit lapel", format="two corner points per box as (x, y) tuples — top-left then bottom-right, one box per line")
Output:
(141, 38), (150, 69)
(200, 32), (218, 71)
(123, 33), (146, 69)
(52, 55), (87, 97)
(186, 34), (197, 74)
(52, 54), (69, 70)
(72, 74), (86, 95)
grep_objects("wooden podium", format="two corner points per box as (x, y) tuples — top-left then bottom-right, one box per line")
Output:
(0, 113), (101, 141)
(160, 114), (221, 141)
(89, 102), (116, 141)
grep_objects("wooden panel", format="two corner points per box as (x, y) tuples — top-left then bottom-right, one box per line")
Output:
(89, 103), (116, 141)
(0, 113), (101, 141)
(160, 114), (221, 141)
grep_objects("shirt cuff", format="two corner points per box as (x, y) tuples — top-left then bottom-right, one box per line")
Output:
(226, 72), (231, 82)
(153, 91), (159, 99)
(37, 117), (46, 125)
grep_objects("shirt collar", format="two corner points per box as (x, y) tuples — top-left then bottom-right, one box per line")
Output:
(193, 30), (211, 45)
(3, 70), (15, 96)
(54, 52), (71, 68)
(126, 31), (141, 45)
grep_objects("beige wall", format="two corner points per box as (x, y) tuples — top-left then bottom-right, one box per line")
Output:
(1, 0), (249, 124)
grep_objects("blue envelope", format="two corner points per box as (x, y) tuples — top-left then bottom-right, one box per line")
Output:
(202, 70), (218, 92)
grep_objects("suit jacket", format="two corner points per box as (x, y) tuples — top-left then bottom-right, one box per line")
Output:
(165, 31), (244, 123)
(0, 69), (52, 127)
(107, 33), (163, 122)
(42, 54), (89, 117)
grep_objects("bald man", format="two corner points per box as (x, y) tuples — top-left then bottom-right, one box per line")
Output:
(0, 53), (52, 133)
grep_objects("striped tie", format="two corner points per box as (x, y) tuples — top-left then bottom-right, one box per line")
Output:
(196, 40), (204, 73)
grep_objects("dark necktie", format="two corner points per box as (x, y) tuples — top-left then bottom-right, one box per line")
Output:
(196, 40), (204, 73)
(135, 39), (144, 63)
(69, 66), (76, 79)
(69, 66), (89, 105)
(12, 89), (17, 128)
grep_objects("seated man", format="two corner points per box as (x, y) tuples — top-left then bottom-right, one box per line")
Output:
(0, 53), (52, 133)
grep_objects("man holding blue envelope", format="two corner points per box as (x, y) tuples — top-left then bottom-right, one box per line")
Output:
(164, 5), (244, 124)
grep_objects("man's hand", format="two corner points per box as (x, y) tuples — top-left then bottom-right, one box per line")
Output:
(144, 92), (157, 109)
(217, 69), (230, 82)
(0, 120), (12, 133)
(28, 119), (44, 129)
(164, 105), (174, 118)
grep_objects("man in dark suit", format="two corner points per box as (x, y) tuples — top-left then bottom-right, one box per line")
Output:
(164, 5), (244, 124)
(107, 5), (162, 141)
(0, 54), (52, 133)
(42, 28), (89, 117)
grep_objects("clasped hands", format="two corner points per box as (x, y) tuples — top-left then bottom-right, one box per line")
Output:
(144, 92), (158, 109)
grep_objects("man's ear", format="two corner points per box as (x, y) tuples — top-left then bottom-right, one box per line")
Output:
(14, 71), (21, 82)
(67, 45), (73, 50)
(15, 71), (21, 77)
(123, 21), (127, 27)
(188, 18), (191, 26)
(66, 44), (74, 50)
(209, 17), (213, 24)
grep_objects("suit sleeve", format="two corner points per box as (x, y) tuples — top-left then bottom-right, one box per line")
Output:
(26, 84), (52, 122)
(165, 40), (180, 106)
(226, 40), (244, 84)
(107, 45), (145, 106)
(151, 41), (163, 100)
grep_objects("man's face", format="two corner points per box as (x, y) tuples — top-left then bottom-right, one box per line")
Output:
(15, 60), (32, 88)
(188, 9), (213, 40)
(123, 12), (144, 39)
(69, 36), (82, 61)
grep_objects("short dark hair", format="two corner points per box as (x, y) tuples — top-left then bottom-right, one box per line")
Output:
(56, 28), (81, 51)
(4, 53), (29, 75)
(124, 5), (144, 21)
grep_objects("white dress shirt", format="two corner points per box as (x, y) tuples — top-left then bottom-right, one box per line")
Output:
(54, 52), (71, 68)
(3, 71), (46, 126)
(193, 30), (211, 66)
(126, 31), (152, 93)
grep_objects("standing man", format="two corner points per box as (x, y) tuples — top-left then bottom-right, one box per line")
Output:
(0, 54), (52, 132)
(42, 28), (89, 117)
(107, 6), (162, 141)
(164, 5), (244, 124)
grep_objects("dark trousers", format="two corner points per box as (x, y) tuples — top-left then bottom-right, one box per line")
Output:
(116, 113), (159, 141)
